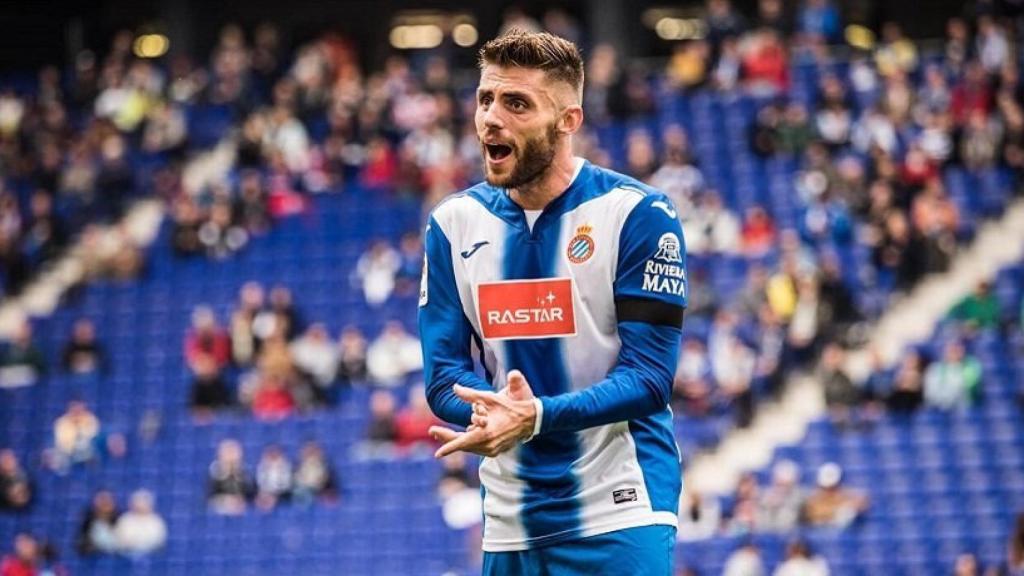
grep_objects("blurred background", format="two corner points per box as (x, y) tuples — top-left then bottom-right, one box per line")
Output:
(0, 0), (1022, 574)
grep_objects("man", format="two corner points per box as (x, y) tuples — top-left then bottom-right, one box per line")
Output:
(419, 30), (687, 575)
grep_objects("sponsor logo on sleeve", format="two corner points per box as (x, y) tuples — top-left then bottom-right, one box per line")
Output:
(642, 232), (686, 297)
(476, 278), (576, 340)
(566, 224), (596, 264)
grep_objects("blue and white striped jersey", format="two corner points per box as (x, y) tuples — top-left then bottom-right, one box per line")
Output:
(418, 158), (687, 552)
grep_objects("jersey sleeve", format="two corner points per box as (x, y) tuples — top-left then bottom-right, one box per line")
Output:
(417, 216), (493, 428)
(613, 193), (688, 310)
(536, 192), (687, 434)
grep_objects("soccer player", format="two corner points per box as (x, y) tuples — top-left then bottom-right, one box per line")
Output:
(419, 30), (687, 575)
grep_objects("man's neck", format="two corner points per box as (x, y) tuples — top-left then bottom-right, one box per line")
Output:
(508, 151), (579, 211)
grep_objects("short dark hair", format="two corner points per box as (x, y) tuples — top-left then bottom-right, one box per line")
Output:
(478, 29), (584, 96)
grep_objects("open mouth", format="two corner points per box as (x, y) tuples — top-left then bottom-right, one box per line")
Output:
(485, 143), (513, 162)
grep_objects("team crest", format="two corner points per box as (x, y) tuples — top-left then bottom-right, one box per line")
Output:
(567, 224), (595, 264)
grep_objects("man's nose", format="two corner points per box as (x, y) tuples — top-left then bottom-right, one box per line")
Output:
(482, 105), (504, 130)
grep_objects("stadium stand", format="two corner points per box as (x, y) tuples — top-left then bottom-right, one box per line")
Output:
(1, 2), (1023, 574)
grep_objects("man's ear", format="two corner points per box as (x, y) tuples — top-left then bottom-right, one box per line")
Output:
(559, 105), (584, 136)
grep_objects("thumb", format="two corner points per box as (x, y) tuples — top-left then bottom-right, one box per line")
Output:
(506, 370), (534, 401)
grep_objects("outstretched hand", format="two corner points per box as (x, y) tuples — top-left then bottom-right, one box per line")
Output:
(430, 370), (537, 458)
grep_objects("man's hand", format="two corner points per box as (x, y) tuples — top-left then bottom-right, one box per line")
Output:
(430, 370), (537, 458)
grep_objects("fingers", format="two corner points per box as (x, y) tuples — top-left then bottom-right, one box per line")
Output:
(452, 384), (493, 404)
(506, 369), (535, 401)
(471, 402), (488, 428)
(435, 427), (487, 459)
(429, 426), (461, 444)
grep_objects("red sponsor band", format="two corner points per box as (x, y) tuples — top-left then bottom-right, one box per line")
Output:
(477, 278), (577, 340)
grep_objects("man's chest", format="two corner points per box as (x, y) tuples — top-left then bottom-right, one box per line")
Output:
(451, 218), (619, 342)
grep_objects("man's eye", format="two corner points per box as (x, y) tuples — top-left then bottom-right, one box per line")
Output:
(479, 95), (493, 106)
(509, 100), (527, 111)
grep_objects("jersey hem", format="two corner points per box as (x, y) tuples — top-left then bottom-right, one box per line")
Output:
(480, 511), (678, 552)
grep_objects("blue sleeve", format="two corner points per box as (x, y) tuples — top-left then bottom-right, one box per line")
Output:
(613, 193), (688, 308)
(539, 193), (687, 434)
(417, 216), (493, 427)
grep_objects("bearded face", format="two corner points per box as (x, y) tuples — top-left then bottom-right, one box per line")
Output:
(480, 121), (559, 190)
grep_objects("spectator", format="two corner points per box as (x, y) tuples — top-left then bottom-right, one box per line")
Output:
(886, 351), (925, 413)
(797, 0), (840, 44)
(189, 355), (232, 417)
(802, 463), (869, 527)
(208, 439), (253, 515)
(1, 534), (39, 576)
(184, 306), (231, 373)
(290, 323), (338, 401)
(711, 335), (756, 427)
(199, 198), (248, 258)
(0, 321), (46, 389)
(234, 171), (271, 235)
(437, 452), (478, 502)
(259, 285), (301, 341)
(773, 540), (830, 576)
(52, 401), (111, 471)
(395, 385), (441, 450)
(677, 488), (722, 542)
(758, 460), (805, 533)
(724, 542), (765, 576)
(816, 257), (861, 345)
(170, 196), (203, 257)
(924, 340), (982, 410)
(0, 450), (31, 511)
(950, 281), (1001, 330)
(337, 325), (368, 386)
(293, 441), (338, 505)
(229, 282), (266, 367)
(975, 16), (1010, 74)
(684, 191), (741, 255)
(673, 337), (713, 417)
(820, 344), (862, 428)
(740, 29), (789, 96)
(355, 240), (401, 306)
(725, 472), (760, 534)
(255, 445), (293, 510)
(114, 490), (167, 555)
(78, 490), (119, 555)
(22, 191), (68, 266)
(740, 206), (776, 257)
(705, 0), (746, 48)
(395, 232), (424, 297)
(776, 103), (814, 156)
(364, 389), (398, 448)
(60, 319), (106, 375)
(875, 22), (918, 78)
(250, 372), (297, 420)
(649, 124), (703, 214)
(366, 321), (423, 387)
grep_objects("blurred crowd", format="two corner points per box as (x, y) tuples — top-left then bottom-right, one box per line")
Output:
(184, 282), (423, 422)
(1, 1), (1023, 574)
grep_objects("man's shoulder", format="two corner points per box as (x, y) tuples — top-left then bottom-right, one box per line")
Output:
(584, 163), (665, 201)
(428, 182), (499, 225)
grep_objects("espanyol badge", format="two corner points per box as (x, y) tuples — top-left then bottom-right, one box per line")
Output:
(567, 224), (595, 264)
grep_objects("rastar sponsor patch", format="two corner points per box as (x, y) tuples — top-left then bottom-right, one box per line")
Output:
(477, 278), (577, 340)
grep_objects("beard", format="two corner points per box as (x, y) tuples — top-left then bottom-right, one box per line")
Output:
(482, 123), (558, 190)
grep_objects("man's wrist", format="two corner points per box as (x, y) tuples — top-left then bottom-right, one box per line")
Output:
(523, 398), (543, 442)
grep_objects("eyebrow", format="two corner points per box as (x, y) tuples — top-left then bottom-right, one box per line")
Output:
(477, 88), (536, 102)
